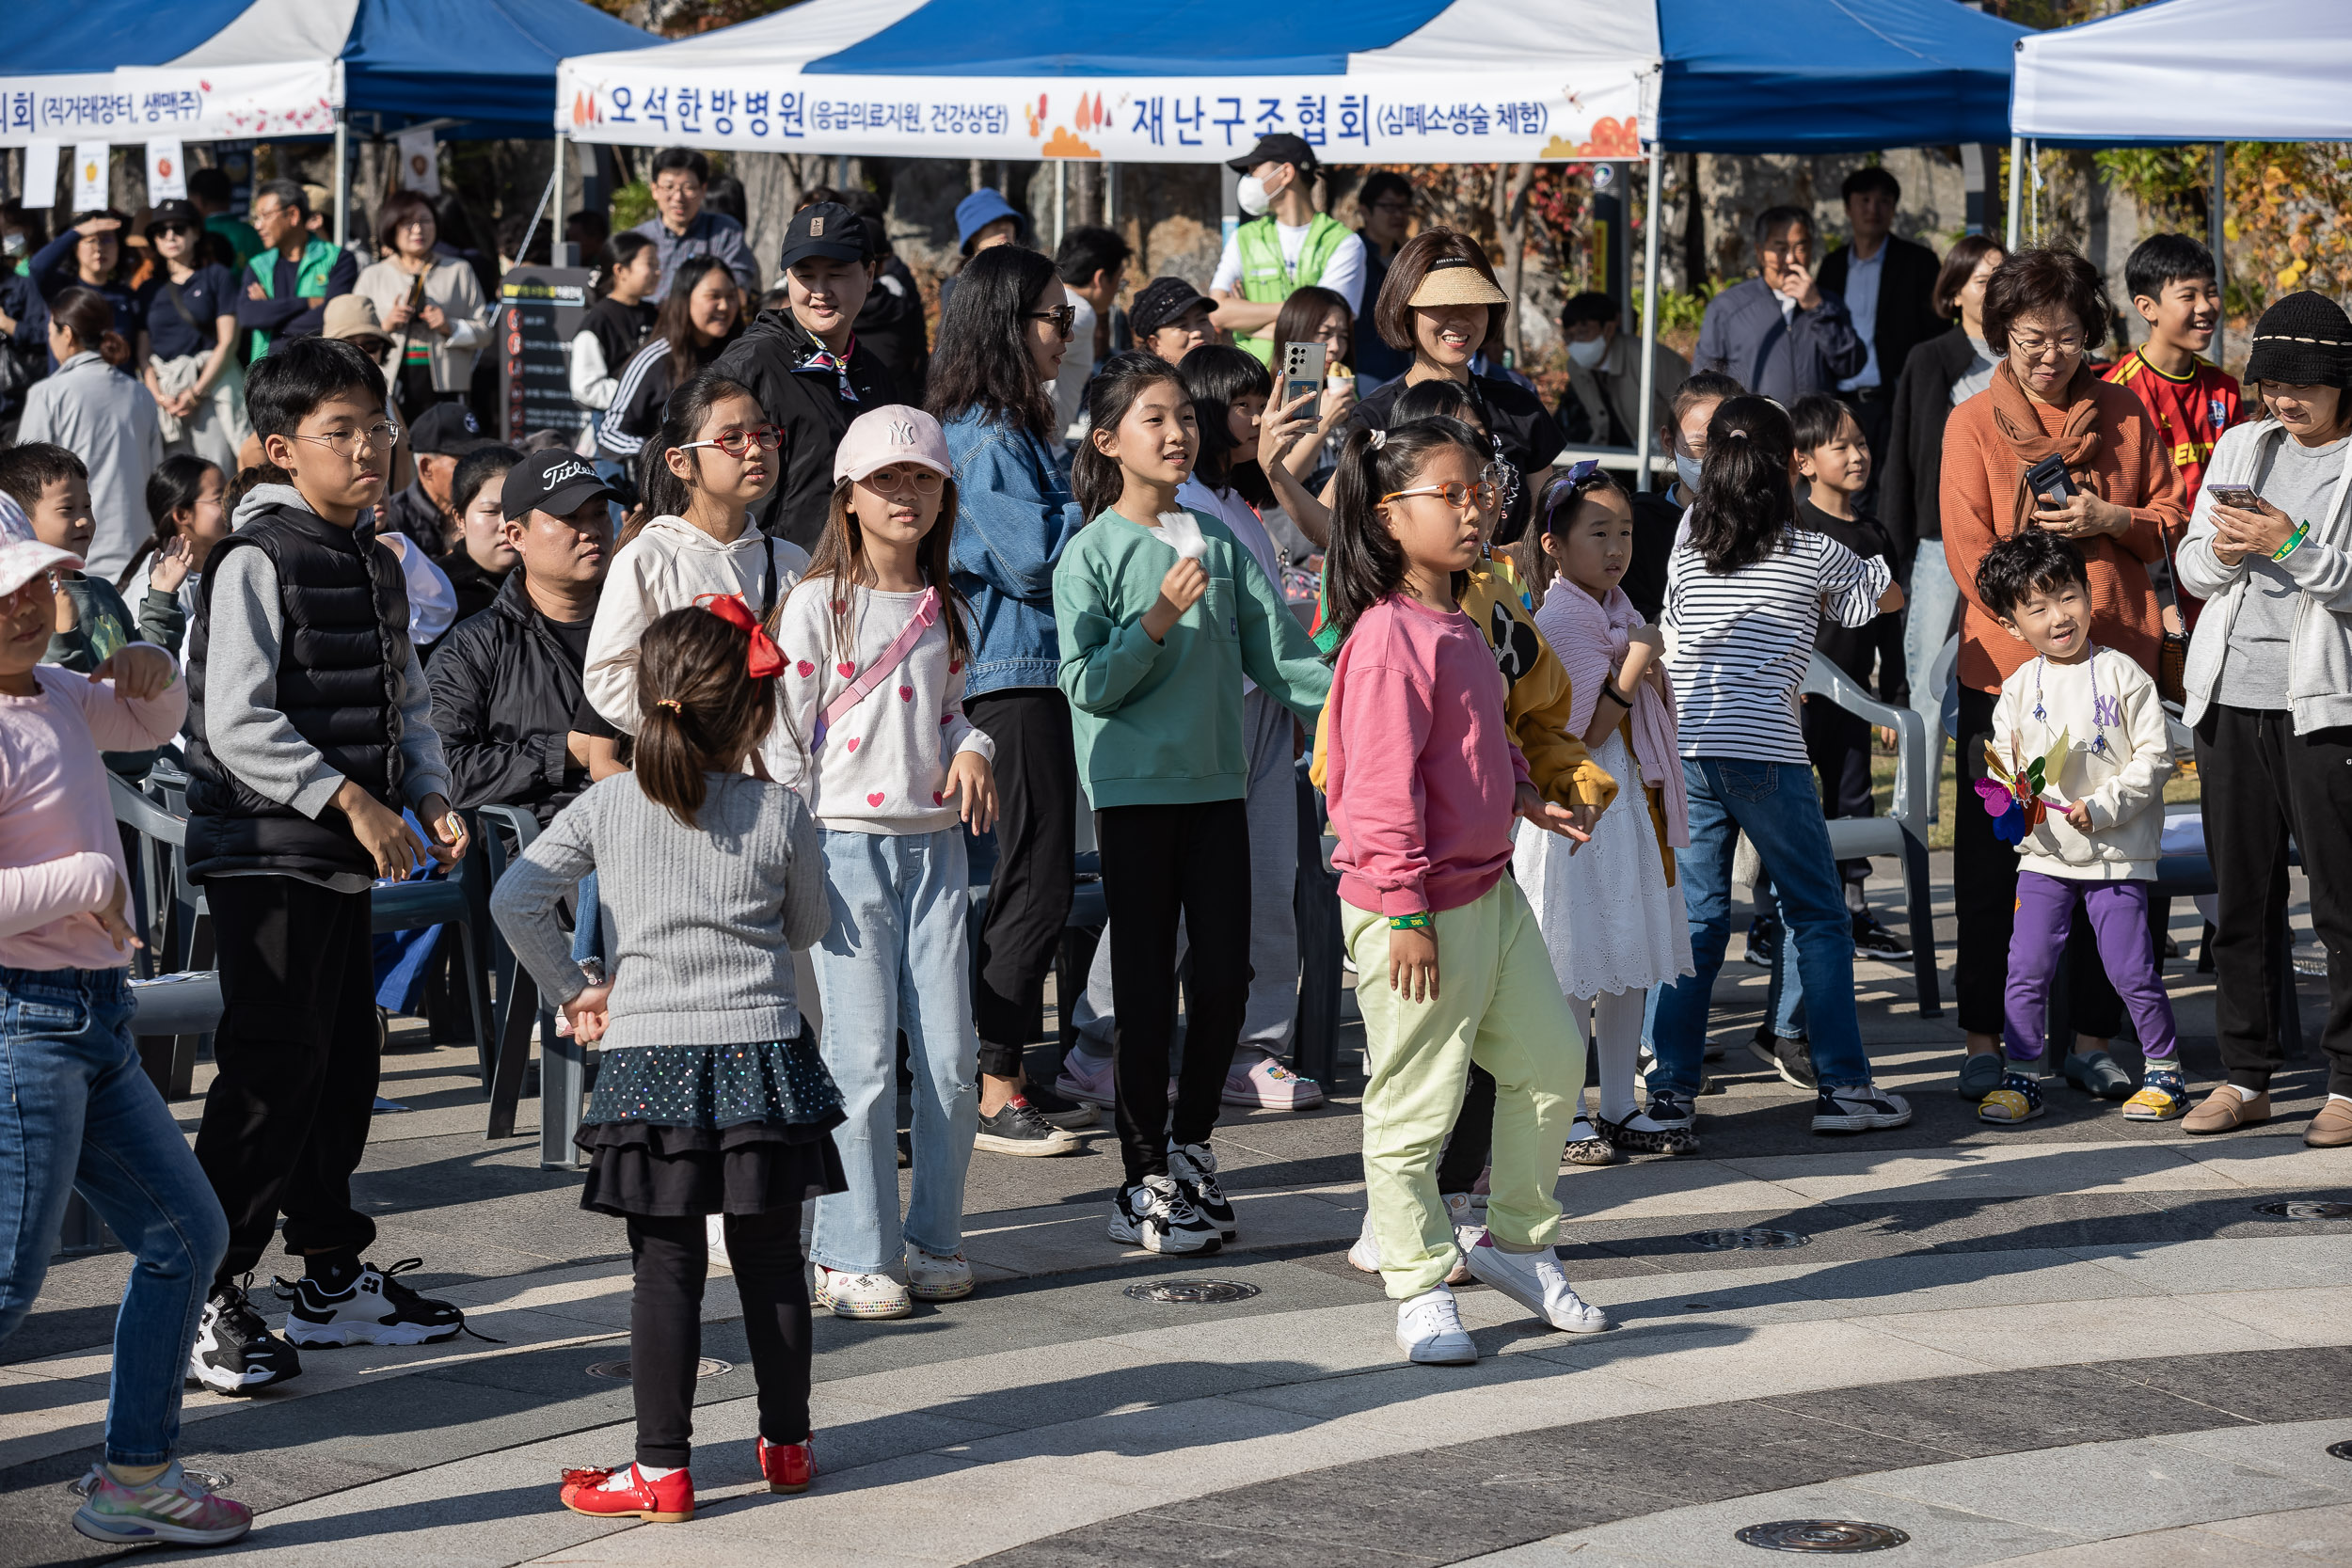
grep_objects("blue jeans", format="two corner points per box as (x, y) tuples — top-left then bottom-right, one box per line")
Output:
(0, 967), (228, 1466)
(571, 870), (602, 965)
(1649, 760), (1874, 1095)
(1753, 875), (1809, 1040)
(809, 829), (978, 1274)
(1902, 538), (1962, 743)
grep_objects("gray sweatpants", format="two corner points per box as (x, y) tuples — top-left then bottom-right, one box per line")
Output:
(1072, 688), (1300, 1060)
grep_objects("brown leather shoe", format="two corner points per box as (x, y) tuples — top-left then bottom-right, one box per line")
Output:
(2306, 1099), (2352, 1148)
(2183, 1085), (2270, 1135)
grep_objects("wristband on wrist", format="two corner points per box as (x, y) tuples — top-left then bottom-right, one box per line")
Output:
(1387, 911), (1434, 931)
(1601, 678), (1632, 707)
(2273, 519), (2312, 562)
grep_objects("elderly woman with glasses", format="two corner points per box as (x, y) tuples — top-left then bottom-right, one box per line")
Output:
(354, 191), (491, 422)
(1938, 245), (2188, 1103)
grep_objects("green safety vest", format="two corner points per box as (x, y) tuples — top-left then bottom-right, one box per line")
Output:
(1232, 212), (1349, 364)
(246, 239), (342, 360)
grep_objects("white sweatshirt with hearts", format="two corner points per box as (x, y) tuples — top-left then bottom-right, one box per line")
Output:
(774, 577), (994, 834)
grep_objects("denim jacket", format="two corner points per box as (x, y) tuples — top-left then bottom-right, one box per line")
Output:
(943, 409), (1087, 696)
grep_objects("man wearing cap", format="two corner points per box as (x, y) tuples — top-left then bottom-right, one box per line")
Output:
(711, 200), (899, 551)
(236, 180), (357, 359)
(1131, 277), (1217, 366)
(427, 450), (615, 828)
(382, 402), (492, 558)
(1209, 134), (1366, 366)
(628, 147), (759, 298)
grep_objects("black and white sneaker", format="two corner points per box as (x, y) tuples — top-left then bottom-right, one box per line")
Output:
(1168, 1142), (1236, 1240)
(973, 1097), (1081, 1156)
(186, 1280), (301, 1395)
(1811, 1083), (1914, 1134)
(1107, 1175), (1221, 1255)
(1852, 916), (1913, 962)
(278, 1259), (469, 1347)
(1020, 1080), (1097, 1131)
(1743, 916), (1780, 970)
(1644, 1089), (1698, 1145)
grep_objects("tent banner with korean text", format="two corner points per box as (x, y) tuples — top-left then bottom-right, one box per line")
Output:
(0, 61), (340, 148)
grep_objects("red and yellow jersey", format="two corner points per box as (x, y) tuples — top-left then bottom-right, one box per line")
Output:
(2104, 348), (2244, 514)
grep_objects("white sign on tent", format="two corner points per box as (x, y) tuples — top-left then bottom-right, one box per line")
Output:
(72, 143), (108, 210)
(396, 126), (441, 198)
(20, 140), (58, 209)
(0, 61), (341, 148)
(146, 137), (186, 202)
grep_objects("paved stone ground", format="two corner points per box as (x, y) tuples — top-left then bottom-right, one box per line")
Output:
(7, 853), (2352, 1567)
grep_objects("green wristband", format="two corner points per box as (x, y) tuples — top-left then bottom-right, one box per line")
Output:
(2273, 519), (2312, 562)
(1388, 911), (1434, 931)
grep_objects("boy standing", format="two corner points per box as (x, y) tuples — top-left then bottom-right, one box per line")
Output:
(1973, 531), (2185, 1125)
(184, 337), (471, 1394)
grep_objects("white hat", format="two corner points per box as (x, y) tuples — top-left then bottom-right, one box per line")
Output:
(0, 492), (81, 597)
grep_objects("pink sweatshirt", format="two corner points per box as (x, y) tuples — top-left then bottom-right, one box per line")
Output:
(1326, 593), (1528, 916)
(0, 664), (187, 973)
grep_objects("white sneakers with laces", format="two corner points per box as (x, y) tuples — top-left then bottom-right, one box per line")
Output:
(1464, 1232), (1610, 1334)
(1396, 1285), (1477, 1364)
(814, 1265), (913, 1320)
(1108, 1175), (1221, 1254)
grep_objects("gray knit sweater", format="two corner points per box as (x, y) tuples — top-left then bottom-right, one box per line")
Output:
(490, 770), (827, 1048)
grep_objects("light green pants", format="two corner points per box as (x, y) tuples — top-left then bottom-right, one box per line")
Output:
(1346, 878), (1585, 1299)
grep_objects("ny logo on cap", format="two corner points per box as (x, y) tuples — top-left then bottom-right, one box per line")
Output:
(887, 419), (916, 446)
(462, 411), (480, 434)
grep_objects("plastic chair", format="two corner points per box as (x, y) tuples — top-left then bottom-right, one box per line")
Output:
(1801, 653), (1943, 1018)
(476, 804), (580, 1165)
(371, 832), (493, 1081)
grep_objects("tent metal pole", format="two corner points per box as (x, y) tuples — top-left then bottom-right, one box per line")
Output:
(2210, 142), (2227, 366)
(332, 112), (348, 249)
(1634, 144), (1663, 495)
(1105, 164), (1118, 230)
(552, 133), (570, 264)
(1055, 159), (1066, 249)
(2005, 135), (2023, 252)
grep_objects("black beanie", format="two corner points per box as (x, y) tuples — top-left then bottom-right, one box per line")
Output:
(2245, 290), (2352, 388)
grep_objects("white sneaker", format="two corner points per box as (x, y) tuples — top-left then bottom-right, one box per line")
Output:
(905, 1247), (974, 1302)
(1396, 1285), (1478, 1364)
(1811, 1082), (1915, 1134)
(1168, 1142), (1236, 1240)
(706, 1214), (731, 1269)
(814, 1265), (913, 1320)
(1351, 1205), (1473, 1283)
(1464, 1233), (1609, 1334)
(1107, 1175), (1221, 1255)
(1442, 1192), (1483, 1285)
(1347, 1211), (1381, 1274)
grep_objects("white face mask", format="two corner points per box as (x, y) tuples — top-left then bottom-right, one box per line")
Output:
(1675, 452), (1704, 494)
(1236, 174), (1273, 218)
(1566, 335), (1609, 369)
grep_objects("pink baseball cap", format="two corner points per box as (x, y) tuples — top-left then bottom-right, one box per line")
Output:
(834, 404), (952, 486)
(0, 492), (81, 598)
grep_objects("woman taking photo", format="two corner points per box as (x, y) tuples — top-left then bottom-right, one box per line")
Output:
(1267, 284), (1356, 498)
(1884, 232), (2006, 727)
(355, 192), (492, 423)
(1940, 245), (2185, 1102)
(597, 257), (744, 471)
(19, 287), (160, 581)
(1338, 229), (1562, 546)
(929, 244), (1092, 1155)
(27, 210), (140, 333)
(2176, 291), (2352, 1145)
(135, 199), (248, 471)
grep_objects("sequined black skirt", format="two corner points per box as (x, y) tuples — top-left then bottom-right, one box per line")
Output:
(576, 1034), (847, 1218)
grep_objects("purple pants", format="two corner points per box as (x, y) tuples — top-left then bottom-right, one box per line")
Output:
(2004, 871), (2178, 1063)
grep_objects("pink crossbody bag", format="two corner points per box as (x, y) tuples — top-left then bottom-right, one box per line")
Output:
(809, 587), (940, 751)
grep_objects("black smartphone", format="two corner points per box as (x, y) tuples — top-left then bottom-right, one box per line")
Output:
(2205, 483), (2261, 512)
(2024, 452), (2075, 508)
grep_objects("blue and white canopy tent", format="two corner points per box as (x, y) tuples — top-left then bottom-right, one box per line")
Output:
(0, 0), (648, 240)
(556, 0), (2023, 479)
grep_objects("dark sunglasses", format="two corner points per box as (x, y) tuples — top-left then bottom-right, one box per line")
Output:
(1028, 305), (1079, 337)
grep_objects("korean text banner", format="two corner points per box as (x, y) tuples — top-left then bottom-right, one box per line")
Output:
(556, 70), (1650, 162)
(0, 62), (340, 148)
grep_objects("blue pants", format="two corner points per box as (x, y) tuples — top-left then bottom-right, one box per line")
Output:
(0, 967), (228, 1466)
(809, 829), (978, 1275)
(1649, 759), (1873, 1095)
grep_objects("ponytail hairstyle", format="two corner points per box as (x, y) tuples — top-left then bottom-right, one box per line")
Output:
(1179, 343), (1275, 510)
(807, 473), (973, 671)
(1684, 393), (1799, 575)
(119, 453), (223, 591)
(1073, 349), (1191, 520)
(633, 603), (779, 829)
(1323, 417), (1487, 651)
(637, 369), (762, 523)
(1526, 458), (1629, 610)
(50, 286), (131, 372)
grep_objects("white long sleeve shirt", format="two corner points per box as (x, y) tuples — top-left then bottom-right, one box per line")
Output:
(1991, 644), (2172, 880)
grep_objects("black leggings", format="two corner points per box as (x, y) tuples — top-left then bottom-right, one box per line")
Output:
(627, 1208), (812, 1470)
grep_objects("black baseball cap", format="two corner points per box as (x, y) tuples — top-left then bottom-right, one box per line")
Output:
(406, 402), (493, 456)
(1227, 133), (1317, 177)
(1129, 276), (1216, 341)
(778, 201), (867, 273)
(144, 198), (204, 238)
(503, 449), (619, 520)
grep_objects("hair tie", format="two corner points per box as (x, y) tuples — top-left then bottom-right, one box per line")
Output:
(1726, 429), (1751, 442)
(1368, 429), (1388, 451)
(656, 697), (683, 712)
(694, 592), (786, 678)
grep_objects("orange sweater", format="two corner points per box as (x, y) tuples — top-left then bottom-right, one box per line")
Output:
(1939, 377), (2186, 692)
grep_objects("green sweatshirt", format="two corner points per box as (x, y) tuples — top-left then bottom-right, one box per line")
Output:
(43, 572), (183, 776)
(1055, 506), (1330, 808)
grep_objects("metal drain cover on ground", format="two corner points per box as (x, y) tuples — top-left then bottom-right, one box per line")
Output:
(1692, 1227), (1810, 1251)
(1121, 1280), (1262, 1305)
(1736, 1520), (1910, 1553)
(585, 1358), (732, 1381)
(2255, 1200), (2352, 1221)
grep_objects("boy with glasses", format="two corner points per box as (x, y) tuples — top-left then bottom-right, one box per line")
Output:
(183, 337), (471, 1393)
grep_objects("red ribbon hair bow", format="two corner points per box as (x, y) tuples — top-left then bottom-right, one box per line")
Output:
(696, 593), (785, 678)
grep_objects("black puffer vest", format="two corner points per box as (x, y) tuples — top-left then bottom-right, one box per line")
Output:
(185, 503), (410, 881)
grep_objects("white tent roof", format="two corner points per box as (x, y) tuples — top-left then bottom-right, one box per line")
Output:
(2011, 0), (2352, 143)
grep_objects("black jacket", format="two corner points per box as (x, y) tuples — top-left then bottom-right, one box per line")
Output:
(185, 504), (408, 881)
(383, 481), (449, 558)
(425, 570), (592, 827)
(856, 256), (930, 406)
(1819, 234), (1946, 400)
(1625, 487), (1688, 624)
(438, 549), (508, 628)
(1880, 325), (1982, 566)
(1798, 498), (1908, 706)
(711, 309), (902, 553)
